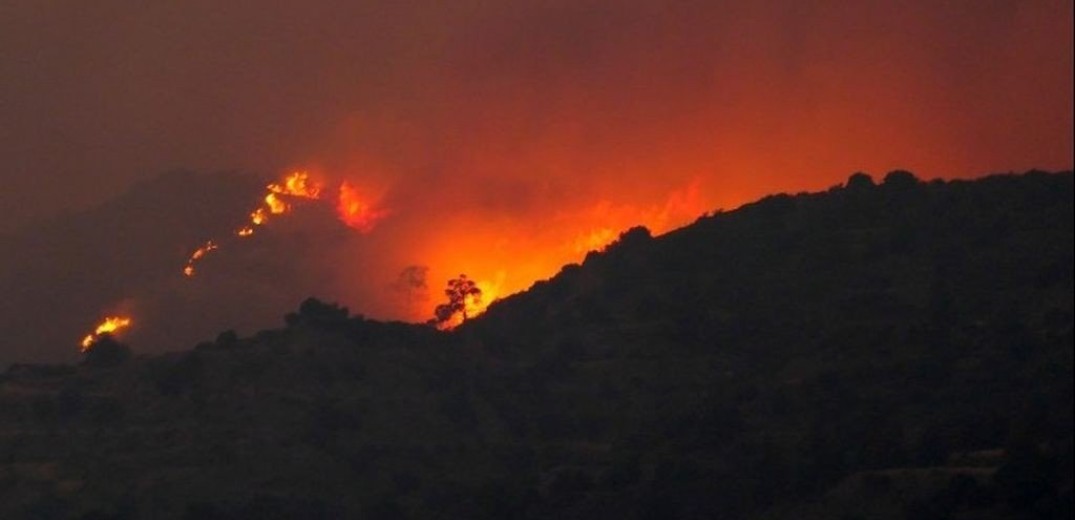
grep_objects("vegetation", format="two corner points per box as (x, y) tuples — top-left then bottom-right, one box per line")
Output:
(431, 274), (482, 326)
(0, 170), (1071, 519)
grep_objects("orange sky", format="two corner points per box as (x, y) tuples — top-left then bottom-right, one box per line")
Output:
(0, 1), (1072, 329)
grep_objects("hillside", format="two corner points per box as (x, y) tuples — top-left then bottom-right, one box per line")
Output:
(0, 170), (355, 365)
(0, 171), (265, 364)
(1, 170), (1072, 519)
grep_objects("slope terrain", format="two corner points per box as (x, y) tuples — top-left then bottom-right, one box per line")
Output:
(1, 170), (1071, 519)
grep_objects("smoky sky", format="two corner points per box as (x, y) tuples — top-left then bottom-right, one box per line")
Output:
(1, 0), (1071, 233)
(0, 1), (1073, 365)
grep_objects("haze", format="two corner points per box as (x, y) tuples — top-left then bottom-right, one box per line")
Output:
(1, 1), (1072, 363)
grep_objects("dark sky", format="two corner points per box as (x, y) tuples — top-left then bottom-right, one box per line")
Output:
(2, 0), (1071, 233)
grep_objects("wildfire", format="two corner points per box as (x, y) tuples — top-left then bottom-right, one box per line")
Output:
(181, 171), (327, 276)
(236, 171), (323, 238)
(80, 316), (132, 352)
(408, 181), (707, 326)
(468, 278), (501, 319)
(183, 240), (219, 277)
(336, 182), (387, 233)
(433, 273), (504, 330)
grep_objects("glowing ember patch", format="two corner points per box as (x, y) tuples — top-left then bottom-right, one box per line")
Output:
(80, 316), (132, 352)
(182, 240), (218, 277)
(249, 208), (267, 227)
(336, 182), (387, 233)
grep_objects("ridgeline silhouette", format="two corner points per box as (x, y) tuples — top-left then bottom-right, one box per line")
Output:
(1, 170), (1071, 519)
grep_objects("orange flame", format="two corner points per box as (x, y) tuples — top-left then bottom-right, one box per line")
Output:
(181, 171), (329, 276)
(182, 240), (218, 277)
(179, 170), (390, 279)
(236, 171), (323, 237)
(264, 192), (288, 215)
(336, 182), (387, 233)
(270, 171), (322, 198)
(400, 181), (707, 325)
(80, 316), (132, 352)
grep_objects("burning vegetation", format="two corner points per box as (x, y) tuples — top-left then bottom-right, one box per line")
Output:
(182, 171), (386, 278)
(81, 166), (704, 352)
(182, 240), (218, 277)
(80, 316), (132, 352)
(82, 170), (394, 351)
(235, 171), (323, 238)
(431, 274), (483, 329)
(336, 182), (388, 233)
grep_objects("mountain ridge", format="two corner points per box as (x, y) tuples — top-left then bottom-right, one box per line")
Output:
(1, 169), (1071, 519)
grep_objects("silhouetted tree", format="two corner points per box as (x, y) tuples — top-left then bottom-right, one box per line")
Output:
(432, 274), (482, 326)
(845, 171), (875, 190)
(883, 169), (920, 190)
(299, 297), (348, 321)
(285, 297), (350, 328)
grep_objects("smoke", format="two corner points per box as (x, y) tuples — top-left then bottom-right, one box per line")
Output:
(393, 266), (431, 305)
(0, 1), (1071, 363)
(2, 1), (1071, 230)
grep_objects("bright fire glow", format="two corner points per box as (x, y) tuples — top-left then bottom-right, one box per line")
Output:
(434, 273), (504, 330)
(80, 316), (132, 352)
(397, 181), (708, 326)
(271, 171), (322, 198)
(170, 168), (704, 333)
(336, 182), (387, 233)
(237, 171), (323, 238)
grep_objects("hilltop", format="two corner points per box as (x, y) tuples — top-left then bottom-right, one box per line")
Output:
(1, 170), (1072, 519)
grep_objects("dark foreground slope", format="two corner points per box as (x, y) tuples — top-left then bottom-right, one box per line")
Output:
(1, 171), (1071, 519)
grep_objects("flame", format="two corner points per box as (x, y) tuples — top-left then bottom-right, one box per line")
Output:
(182, 240), (218, 277)
(336, 182), (387, 233)
(80, 316), (132, 352)
(402, 181), (707, 325)
(264, 192), (289, 215)
(270, 171), (322, 198)
(250, 208), (267, 226)
(236, 171), (323, 238)
(181, 171), (332, 277)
